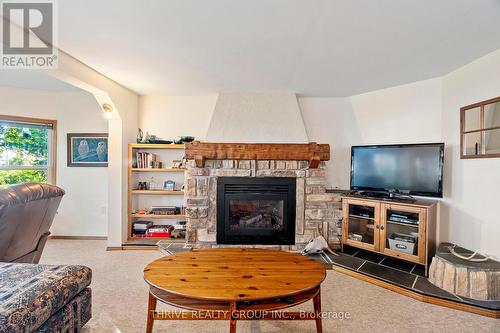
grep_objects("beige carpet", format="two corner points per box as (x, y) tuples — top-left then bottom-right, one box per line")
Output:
(40, 240), (499, 333)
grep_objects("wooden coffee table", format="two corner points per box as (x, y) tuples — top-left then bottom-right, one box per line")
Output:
(143, 248), (326, 333)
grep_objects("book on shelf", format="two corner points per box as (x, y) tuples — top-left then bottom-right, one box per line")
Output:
(135, 152), (158, 168)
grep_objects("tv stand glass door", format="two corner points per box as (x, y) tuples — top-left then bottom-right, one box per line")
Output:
(342, 199), (380, 251)
(380, 203), (426, 264)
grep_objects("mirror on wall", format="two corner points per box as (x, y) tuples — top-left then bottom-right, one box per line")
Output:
(461, 97), (500, 158)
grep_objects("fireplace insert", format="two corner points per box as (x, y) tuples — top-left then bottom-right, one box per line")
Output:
(217, 177), (296, 245)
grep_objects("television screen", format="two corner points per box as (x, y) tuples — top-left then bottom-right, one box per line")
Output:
(350, 143), (444, 197)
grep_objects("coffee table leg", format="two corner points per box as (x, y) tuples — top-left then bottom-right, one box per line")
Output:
(229, 301), (237, 333)
(313, 288), (322, 333)
(146, 292), (157, 333)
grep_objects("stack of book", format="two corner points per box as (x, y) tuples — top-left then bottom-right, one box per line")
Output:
(135, 152), (161, 168)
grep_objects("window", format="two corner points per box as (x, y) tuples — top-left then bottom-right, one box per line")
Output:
(0, 115), (57, 186)
(461, 96), (500, 159)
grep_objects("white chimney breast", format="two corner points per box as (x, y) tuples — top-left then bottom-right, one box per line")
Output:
(205, 92), (309, 143)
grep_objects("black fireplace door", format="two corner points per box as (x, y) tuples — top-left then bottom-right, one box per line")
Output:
(217, 177), (296, 245)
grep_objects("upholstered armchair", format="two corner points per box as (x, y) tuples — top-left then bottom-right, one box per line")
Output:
(0, 182), (65, 263)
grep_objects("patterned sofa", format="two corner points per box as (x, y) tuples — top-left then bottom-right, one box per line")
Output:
(0, 262), (92, 333)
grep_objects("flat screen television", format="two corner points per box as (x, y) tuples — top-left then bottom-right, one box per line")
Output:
(350, 143), (444, 198)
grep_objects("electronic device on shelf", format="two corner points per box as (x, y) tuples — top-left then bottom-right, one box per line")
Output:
(145, 225), (175, 238)
(387, 212), (419, 225)
(150, 206), (180, 215)
(351, 190), (416, 202)
(350, 143), (444, 198)
(349, 205), (374, 219)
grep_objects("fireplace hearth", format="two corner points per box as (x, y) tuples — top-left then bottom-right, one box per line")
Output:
(217, 177), (296, 245)
(183, 144), (342, 250)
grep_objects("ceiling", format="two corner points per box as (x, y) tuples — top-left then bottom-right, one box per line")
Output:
(54, 0), (500, 96)
(0, 70), (80, 92)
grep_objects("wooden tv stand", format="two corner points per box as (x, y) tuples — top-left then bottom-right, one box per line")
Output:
(341, 195), (438, 275)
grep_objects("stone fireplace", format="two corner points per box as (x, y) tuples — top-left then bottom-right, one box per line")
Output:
(183, 142), (343, 250)
(217, 177), (296, 245)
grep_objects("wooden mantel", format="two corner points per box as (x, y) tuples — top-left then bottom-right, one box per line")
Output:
(184, 141), (330, 168)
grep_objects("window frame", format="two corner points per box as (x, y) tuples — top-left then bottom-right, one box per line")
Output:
(460, 96), (500, 159)
(0, 115), (57, 184)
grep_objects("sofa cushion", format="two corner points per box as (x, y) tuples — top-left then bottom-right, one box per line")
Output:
(0, 263), (91, 333)
(36, 287), (92, 333)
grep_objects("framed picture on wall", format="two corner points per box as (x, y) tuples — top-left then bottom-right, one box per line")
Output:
(67, 133), (108, 167)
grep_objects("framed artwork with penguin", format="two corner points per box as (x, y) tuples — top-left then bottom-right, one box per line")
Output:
(67, 133), (108, 167)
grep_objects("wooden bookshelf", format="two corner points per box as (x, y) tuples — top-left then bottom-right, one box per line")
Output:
(128, 236), (186, 241)
(129, 143), (185, 149)
(132, 168), (187, 172)
(131, 214), (186, 219)
(127, 143), (187, 242)
(131, 190), (184, 195)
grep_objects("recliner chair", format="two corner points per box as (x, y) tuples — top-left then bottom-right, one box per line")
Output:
(0, 182), (65, 263)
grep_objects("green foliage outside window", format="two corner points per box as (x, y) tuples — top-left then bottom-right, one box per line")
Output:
(0, 125), (50, 186)
(0, 170), (47, 187)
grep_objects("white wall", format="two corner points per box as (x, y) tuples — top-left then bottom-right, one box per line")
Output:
(0, 86), (108, 237)
(47, 50), (139, 247)
(138, 53), (499, 257)
(139, 95), (344, 187)
(139, 84), (442, 190)
(139, 95), (218, 141)
(338, 78), (444, 188)
(299, 78), (443, 189)
(298, 97), (346, 188)
(346, 78), (443, 144)
(206, 93), (309, 143)
(441, 48), (500, 258)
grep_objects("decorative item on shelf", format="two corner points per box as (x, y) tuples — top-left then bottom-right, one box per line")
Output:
(144, 132), (153, 143)
(136, 129), (174, 144)
(163, 180), (175, 191)
(137, 128), (143, 143)
(67, 133), (108, 167)
(149, 139), (173, 144)
(171, 160), (183, 169)
(148, 177), (162, 190)
(137, 182), (149, 190)
(151, 161), (163, 168)
(173, 136), (195, 144)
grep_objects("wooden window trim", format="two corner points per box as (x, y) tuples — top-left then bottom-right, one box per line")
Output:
(460, 96), (500, 159)
(0, 115), (57, 184)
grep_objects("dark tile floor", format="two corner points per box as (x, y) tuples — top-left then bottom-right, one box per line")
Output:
(308, 246), (500, 311)
(154, 241), (499, 312)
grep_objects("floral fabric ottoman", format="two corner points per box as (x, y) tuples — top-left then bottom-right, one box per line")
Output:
(0, 263), (92, 333)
